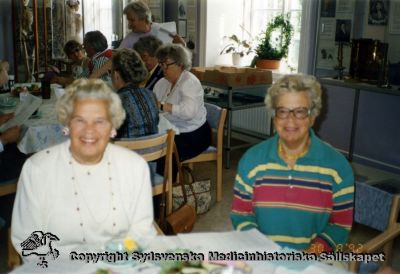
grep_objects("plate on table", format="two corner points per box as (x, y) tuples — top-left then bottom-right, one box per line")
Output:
(0, 97), (18, 108)
(104, 237), (143, 265)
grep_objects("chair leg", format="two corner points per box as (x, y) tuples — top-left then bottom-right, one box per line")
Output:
(216, 157), (223, 202)
(348, 261), (360, 274)
(8, 228), (21, 269)
(382, 241), (393, 267)
(167, 187), (173, 215)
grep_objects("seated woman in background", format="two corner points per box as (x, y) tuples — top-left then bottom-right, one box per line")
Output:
(111, 48), (159, 138)
(51, 40), (89, 86)
(0, 60), (26, 238)
(231, 74), (354, 253)
(83, 31), (113, 83)
(133, 35), (164, 91)
(12, 79), (156, 260)
(153, 44), (211, 162)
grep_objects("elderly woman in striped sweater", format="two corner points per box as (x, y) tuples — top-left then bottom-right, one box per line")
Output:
(231, 74), (354, 254)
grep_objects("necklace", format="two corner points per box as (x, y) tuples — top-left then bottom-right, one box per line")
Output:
(278, 138), (310, 162)
(69, 151), (117, 243)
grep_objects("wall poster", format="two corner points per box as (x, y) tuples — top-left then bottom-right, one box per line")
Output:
(368, 0), (389, 25)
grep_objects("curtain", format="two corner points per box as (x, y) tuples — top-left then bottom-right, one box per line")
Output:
(83, 0), (113, 46)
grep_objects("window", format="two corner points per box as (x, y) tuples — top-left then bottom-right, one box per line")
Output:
(83, 0), (113, 46)
(244, 0), (303, 72)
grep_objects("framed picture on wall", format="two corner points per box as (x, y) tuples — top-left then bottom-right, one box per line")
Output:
(178, 0), (187, 19)
(368, 0), (388, 25)
(335, 19), (351, 43)
(320, 0), (336, 17)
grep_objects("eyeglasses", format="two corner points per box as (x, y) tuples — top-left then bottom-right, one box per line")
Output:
(274, 107), (312, 119)
(159, 61), (176, 69)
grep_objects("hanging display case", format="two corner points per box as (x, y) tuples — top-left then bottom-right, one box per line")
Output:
(12, 0), (83, 82)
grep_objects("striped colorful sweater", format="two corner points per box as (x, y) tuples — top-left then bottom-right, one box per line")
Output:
(231, 129), (354, 252)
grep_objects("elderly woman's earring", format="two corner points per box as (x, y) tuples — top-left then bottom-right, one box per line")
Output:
(62, 127), (70, 136)
(110, 129), (117, 138)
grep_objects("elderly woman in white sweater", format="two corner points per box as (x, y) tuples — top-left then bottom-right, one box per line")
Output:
(12, 79), (155, 260)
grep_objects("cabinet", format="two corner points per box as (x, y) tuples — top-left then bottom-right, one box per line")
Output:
(202, 82), (270, 168)
(317, 78), (400, 174)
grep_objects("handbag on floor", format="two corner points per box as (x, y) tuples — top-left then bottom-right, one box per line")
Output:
(159, 146), (197, 235)
(172, 166), (212, 214)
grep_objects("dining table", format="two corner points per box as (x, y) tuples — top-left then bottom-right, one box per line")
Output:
(0, 83), (179, 155)
(8, 229), (352, 274)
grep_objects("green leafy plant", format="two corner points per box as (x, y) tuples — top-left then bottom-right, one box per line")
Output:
(220, 34), (252, 57)
(255, 14), (294, 60)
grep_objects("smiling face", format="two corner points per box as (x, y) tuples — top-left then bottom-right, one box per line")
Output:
(273, 91), (315, 149)
(69, 98), (112, 164)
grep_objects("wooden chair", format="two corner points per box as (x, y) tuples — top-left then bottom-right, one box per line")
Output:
(0, 179), (21, 269)
(349, 180), (400, 273)
(182, 103), (227, 202)
(114, 129), (175, 215)
(0, 179), (17, 197)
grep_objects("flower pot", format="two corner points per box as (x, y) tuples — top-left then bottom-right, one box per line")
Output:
(232, 53), (242, 66)
(256, 59), (281, 70)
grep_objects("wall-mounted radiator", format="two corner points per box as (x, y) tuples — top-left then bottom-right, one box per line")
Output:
(231, 107), (271, 137)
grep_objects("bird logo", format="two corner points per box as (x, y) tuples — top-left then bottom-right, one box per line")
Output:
(20, 231), (60, 268)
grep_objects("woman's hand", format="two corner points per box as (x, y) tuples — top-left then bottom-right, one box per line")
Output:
(171, 34), (186, 46)
(163, 102), (172, 113)
(0, 126), (21, 145)
(158, 102), (172, 113)
(0, 113), (14, 125)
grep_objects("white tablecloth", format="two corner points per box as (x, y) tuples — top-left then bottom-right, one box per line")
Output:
(10, 230), (351, 274)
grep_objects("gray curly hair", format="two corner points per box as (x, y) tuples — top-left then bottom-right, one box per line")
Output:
(123, 1), (152, 23)
(112, 48), (148, 85)
(56, 79), (126, 129)
(133, 35), (163, 57)
(155, 44), (192, 71)
(265, 74), (322, 117)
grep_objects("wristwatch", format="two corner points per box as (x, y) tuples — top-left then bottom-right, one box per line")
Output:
(160, 102), (165, 111)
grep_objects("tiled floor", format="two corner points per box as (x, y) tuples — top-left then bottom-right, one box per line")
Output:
(1, 146), (400, 273)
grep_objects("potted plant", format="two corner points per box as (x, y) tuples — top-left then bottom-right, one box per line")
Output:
(254, 14), (293, 69)
(220, 34), (252, 66)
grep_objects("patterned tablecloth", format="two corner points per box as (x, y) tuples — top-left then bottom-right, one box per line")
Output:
(0, 89), (179, 154)
(18, 102), (68, 154)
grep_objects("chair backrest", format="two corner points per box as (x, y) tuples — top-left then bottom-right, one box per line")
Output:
(0, 178), (18, 197)
(113, 129), (175, 215)
(354, 181), (394, 231)
(114, 129), (175, 163)
(205, 103), (225, 130)
(204, 103), (227, 147)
